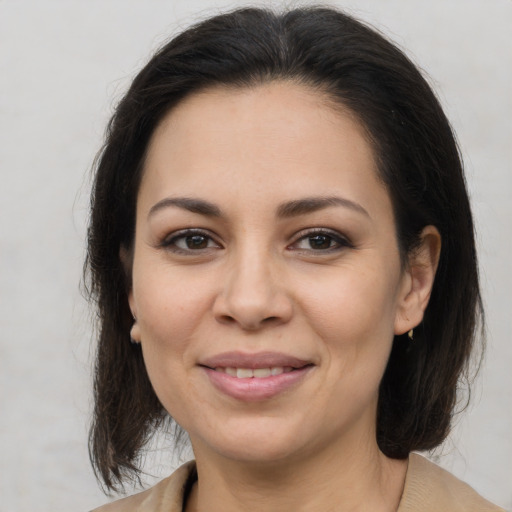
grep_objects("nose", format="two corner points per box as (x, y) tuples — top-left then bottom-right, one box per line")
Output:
(212, 249), (293, 331)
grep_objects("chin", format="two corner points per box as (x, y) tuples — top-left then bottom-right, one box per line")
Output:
(190, 416), (314, 464)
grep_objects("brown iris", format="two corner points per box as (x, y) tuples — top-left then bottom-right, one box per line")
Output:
(308, 234), (333, 250)
(186, 235), (209, 249)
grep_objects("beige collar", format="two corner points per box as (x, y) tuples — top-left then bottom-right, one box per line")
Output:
(92, 454), (504, 511)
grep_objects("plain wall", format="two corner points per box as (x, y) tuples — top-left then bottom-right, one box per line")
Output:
(0, 1), (510, 510)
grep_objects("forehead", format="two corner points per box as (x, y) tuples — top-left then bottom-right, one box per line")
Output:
(139, 81), (390, 219)
(147, 80), (370, 162)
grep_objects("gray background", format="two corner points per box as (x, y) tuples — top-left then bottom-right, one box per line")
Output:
(0, 0), (510, 510)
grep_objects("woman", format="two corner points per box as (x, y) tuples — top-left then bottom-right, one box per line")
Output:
(86, 6), (504, 511)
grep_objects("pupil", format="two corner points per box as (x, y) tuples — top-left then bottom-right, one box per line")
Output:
(187, 235), (208, 249)
(310, 235), (331, 249)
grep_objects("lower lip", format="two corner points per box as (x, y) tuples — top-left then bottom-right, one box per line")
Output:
(203, 366), (313, 402)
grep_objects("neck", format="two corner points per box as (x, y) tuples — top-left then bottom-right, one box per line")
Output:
(186, 430), (407, 512)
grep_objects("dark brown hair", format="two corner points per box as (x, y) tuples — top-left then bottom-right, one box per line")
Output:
(85, 6), (483, 492)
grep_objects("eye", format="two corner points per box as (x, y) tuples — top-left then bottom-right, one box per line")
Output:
(290, 229), (352, 252)
(162, 229), (221, 253)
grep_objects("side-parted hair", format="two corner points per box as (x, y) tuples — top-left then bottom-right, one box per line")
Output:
(86, 6), (483, 492)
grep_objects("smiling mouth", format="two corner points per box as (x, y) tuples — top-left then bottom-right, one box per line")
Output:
(200, 352), (314, 400)
(212, 366), (295, 378)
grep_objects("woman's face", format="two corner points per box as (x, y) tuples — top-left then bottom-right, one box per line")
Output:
(128, 82), (423, 465)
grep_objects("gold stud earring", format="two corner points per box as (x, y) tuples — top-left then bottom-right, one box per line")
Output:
(130, 316), (139, 345)
(408, 329), (414, 340)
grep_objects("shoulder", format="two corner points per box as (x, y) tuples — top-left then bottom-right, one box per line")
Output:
(90, 461), (196, 512)
(398, 453), (505, 512)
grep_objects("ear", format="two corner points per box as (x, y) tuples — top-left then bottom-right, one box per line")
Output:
(394, 225), (441, 335)
(120, 246), (141, 342)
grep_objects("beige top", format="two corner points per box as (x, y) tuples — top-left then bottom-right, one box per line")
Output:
(92, 453), (505, 511)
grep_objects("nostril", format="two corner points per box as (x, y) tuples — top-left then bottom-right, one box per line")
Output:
(216, 314), (237, 325)
(215, 314), (280, 330)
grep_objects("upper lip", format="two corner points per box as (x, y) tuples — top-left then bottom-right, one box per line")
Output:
(200, 351), (313, 369)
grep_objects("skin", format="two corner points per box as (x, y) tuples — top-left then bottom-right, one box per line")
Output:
(127, 82), (441, 511)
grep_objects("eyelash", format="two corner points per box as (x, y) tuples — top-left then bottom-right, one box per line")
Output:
(289, 228), (353, 253)
(160, 229), (222, 254)
(160, 228), (353, 255)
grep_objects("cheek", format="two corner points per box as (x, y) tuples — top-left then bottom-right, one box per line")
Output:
(295, 263), (401, 343)
(131, 265), (217, 404)
(134, 264), (215, 343)
(294, 261), (401, 402)
(297, 267), (399, 424)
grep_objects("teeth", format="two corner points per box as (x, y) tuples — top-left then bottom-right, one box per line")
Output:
(253, 368), (271, 378)
(236, 368), (254, 378)
(216, 367), (291, 378)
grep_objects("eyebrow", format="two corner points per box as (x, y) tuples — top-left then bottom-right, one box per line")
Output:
(148, 195), (369, 219)
(148, 197), (222, 218)
(276, 196), (370, 219)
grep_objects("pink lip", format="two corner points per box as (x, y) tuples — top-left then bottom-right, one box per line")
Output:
(199, 351), (314, 402)
(200, 351), (311, 370)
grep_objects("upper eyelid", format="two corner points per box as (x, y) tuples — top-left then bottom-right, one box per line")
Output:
(161, 228), (222, 247)
(291, 227), (351, 243)
(158, 227), (352, 248)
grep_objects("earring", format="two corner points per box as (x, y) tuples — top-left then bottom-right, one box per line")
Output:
(408, 329), (414, 340)
(130, 315), (139, 344)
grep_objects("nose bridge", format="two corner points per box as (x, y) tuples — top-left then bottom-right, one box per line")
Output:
(214, 236), (292, 329)
(231, 240), (273, 297)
